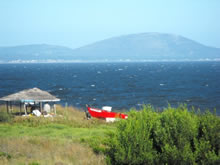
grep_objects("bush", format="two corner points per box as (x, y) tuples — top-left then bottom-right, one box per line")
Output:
(104, 105), (220, 165)
(0, 151), (12, 159)
(0, 111), (13, 122)
(194, 111), (220, 164)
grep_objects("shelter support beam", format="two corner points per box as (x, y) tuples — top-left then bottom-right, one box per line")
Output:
(20, 102), (22, 115)
(54, 104), (56, 115)
(24, 104), (27, 115)
(40, 102), (42, 112)
(6, 101), (9, 113)
(9, 102), (13, 112)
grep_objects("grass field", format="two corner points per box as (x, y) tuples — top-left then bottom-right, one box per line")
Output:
(0, 105), (115, 165)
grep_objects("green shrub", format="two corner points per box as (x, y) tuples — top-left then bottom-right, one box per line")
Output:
(0, 111), (13, 122)
(104, 105), (220, 165)
(156, 105), (198, 164)
(105, 105), (159, 164)
(194, 111), (220, 164)
(28, 162), (40, 165)
(0, 151), (12, 159)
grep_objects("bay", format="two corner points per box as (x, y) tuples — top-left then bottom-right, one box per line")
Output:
(0, 62), (219, 114)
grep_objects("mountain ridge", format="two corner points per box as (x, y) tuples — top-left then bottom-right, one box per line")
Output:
(0, 32), (220, 63)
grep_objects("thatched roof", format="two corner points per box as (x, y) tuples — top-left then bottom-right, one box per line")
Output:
(0, 88), (60, 102)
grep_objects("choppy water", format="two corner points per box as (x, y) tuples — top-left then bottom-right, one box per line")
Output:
(0, 62), (219, 114)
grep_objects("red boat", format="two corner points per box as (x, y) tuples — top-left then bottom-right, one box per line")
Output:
(86, 106), (128, 122)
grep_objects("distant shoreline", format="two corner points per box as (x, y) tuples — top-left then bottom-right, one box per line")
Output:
(0, 59), (220, 64)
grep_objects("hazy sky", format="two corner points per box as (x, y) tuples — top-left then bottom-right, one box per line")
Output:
(1, 0), (220, 48)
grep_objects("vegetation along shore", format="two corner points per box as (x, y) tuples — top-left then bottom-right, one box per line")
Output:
(0, 104), (219, 164)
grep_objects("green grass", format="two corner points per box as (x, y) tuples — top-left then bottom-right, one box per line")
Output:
(0, 123), (112, 141)
(0, 105), (114, 165)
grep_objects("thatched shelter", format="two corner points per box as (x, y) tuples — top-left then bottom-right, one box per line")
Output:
(0, 88), (60, 115)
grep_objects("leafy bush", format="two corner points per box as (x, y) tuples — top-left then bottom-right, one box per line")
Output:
(194, 111), (220, 164)
(104, 105), (220, 165)
(0, 151), (12, 159)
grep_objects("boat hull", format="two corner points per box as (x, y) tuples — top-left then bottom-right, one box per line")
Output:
(87, 107), (128, 119)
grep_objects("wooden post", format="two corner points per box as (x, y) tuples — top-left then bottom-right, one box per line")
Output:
(19, 102), (22, 115)
(54, 104), (56, 115)
(6, 101), (9, 113)
(9, 102), (13, 113)
(40, 102), (43, 112)
(24, 103), (27, 115)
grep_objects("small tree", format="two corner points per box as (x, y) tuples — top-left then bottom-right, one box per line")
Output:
(105, 105), (220, 165)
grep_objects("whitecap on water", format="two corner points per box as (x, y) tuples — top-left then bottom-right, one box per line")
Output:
(91, 84), (95, 87)
(160, 84), (165, 86)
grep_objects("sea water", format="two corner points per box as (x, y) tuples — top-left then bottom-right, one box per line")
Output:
(0, 62), (219, 114)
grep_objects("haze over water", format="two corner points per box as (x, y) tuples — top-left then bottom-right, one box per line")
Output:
(0, 62), (219, 114)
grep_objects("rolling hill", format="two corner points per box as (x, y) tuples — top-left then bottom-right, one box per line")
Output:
(0, 33), (220, 62)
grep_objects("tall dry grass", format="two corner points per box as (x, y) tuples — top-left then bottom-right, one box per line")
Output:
(0, 104), (109, 128)
(0, 137), (105, 165)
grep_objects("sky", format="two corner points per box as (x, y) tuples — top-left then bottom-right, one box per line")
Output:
(0, 0), (220, 49)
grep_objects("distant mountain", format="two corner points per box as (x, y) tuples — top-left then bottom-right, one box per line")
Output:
(0, 33), (220, 63)
(71, 33), (220, 61)
(0, 44), (74, 62)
